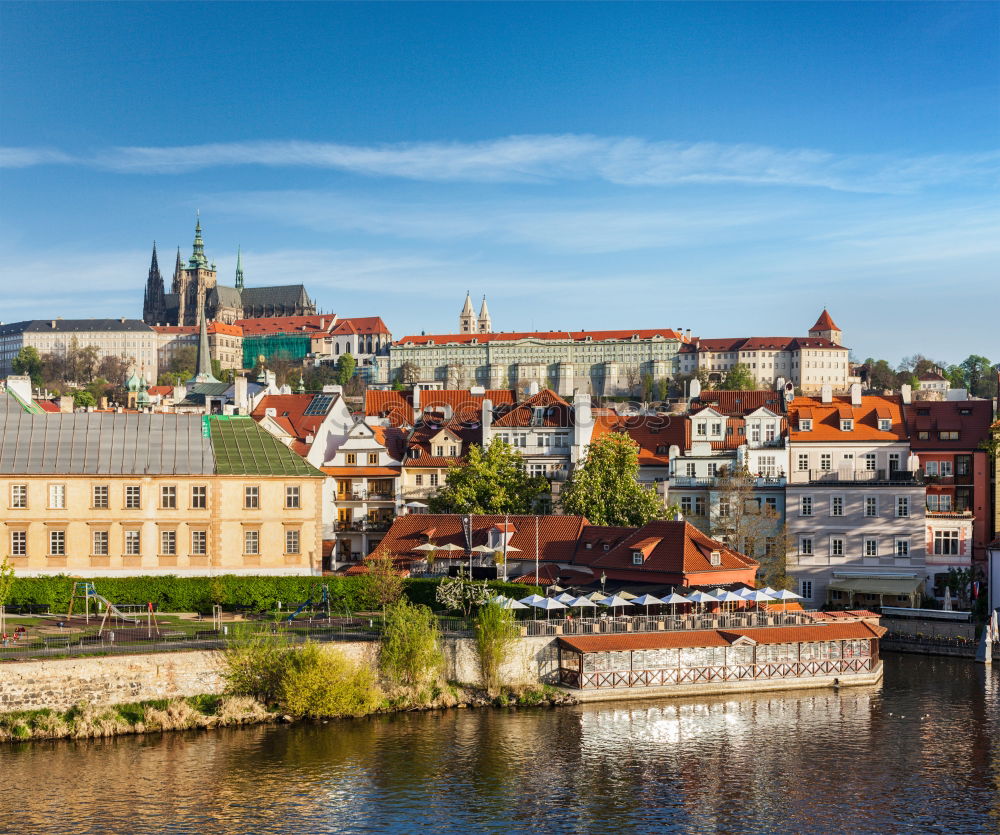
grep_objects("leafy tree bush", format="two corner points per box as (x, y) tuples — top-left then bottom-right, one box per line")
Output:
(356, 553), (405, 612)
(559, 432), (664, 526)
(379, 600), (444, 687)
(280, 642), (381, 718)
(336, 352), (356, 387)
(435, 571), (492, 616)
(12, 346), (43, 387)
(474, 602), (519, 698)
(722, 363), (756, 391)
(428, 438), (550, 515)
(221, 626), (293, 706)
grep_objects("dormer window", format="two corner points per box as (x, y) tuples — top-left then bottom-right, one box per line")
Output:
(632, 551), (644, 565)
(585, 542), (593, 550)
(840, 419), (854, 431)
(603, 544), (610, 551)
(409, 447), (422, 459)
(695, 423), (707, 436)
(798, 419), (812, 431)
(879, 419), (891, 431)
(710, 550), (722, 566)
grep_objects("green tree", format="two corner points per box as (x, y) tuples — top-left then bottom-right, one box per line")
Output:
(280, 641), (381, 718)
(473, 601), (519, 698)
(168, 345), (197, 377)
(428, 438), (550, 515)
(72, 390), (96, 409)
(336, 352), (357, 387)
(722, 363), (756, 391)
(945, 365), (967, 390)
(559, 432), (664, 526)
(356, 552), (405, 612)
(379, 600), (444, 688)
(863, 358), (897, 391)
(960, 354), (994, 397)
(11, 346), (43, 387)
(641, 374), (654, 401)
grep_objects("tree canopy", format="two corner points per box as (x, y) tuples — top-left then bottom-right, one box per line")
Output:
(336, 353), (357, 387)
(11, 347), (43, 387)
(427, 438), (550, 515)
(559, 431), (664, 526)
(722, 363), (756, 391)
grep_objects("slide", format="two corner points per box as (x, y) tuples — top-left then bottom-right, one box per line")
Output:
(91, 593), (139, 624)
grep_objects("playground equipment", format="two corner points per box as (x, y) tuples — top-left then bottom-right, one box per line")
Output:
(286, 585), (330, 623)
(67, 582), (159, 637)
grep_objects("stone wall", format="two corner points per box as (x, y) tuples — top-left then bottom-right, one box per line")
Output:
(0, 636), (558, 714)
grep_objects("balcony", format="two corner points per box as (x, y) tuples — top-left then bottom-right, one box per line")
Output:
(925, 509), (973, 519)
(800, 469), (923, 486)
(336, 519), (394, 533)
(671, 475), (786, 488)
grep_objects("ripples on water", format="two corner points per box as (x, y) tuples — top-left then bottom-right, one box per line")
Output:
(1, 655), (998, 834)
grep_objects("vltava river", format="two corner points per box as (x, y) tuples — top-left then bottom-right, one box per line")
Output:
(2, 654), (998, 834)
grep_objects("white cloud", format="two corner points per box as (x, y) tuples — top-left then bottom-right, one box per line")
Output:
(2, 135), (997, 193)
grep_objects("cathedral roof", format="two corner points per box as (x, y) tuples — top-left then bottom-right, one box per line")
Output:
(240, 284), (313, 310)
(209, 284), (243, 310)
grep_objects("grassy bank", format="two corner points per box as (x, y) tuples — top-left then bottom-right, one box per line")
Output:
(0, 684), (575, 744)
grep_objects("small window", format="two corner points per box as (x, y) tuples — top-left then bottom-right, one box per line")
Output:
(10, 530), (27, 556)
(49, 529), (66, 556)
(864, 538), (878, 557)
(285, 486), (300, 509)
(799, 580), (813, 601)
(244, 486), (260, 509)
(709, 550), (721, 566)
(918, 431), (929, 440)
(368, 453), (379, 465)
(10, 484), (27, 509)
(800, 537), (813, 556)
(797, 453), (808, 471)
(92, 530), (109, 556)
(125, 485), (142, 509)
(160, 485), (177, 509)
(820, 454), (832, 471)
(346, 453), (357, 465)
(414, 474), (424, 486)
(864, 454), (876, 471)
(161, 530), (177, 555)
(895, 538), (910, 557)
(798, 419), (812, 431)
(878, 419), (891, 431)
(191, 485), (207, 509)
(244, 529), (260, 555)
(429, 474), (439, 487)
(896, 496), (909, 518)
(92, 485), (109, 509)
(864, 497), (877, 517)
(632, 551), (643, 565)
(286, 529), (301, 555)
(124, 529), (141, 556)
(800, 496), (813, 517)
(191, 530), (208, 555)
(939, 431), (959, 441)
(48, 484), (66, 510)
(831, 496), (844, 517)
(831, 537), (844, 557)
(840, 419), (854, 431)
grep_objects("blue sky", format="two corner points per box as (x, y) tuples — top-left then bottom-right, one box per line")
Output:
(1, 2), (997, 365)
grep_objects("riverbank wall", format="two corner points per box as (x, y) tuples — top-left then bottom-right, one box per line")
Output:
(0, 637), (556, 713)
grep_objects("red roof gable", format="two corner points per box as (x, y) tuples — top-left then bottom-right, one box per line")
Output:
(810, 309), (840, 332)
(493, 389), (572, 428)
(365, 389), (516, 426)
(236, 315), (336, 336)
(788, 395), (906, 442)
(904, 400), (993, 451)
(251, 393), (339, 447)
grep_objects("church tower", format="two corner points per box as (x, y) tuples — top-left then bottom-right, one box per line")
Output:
(478, 295), (492, 334)
(459, 292), (476, 333)
(808, 309), (842, 345)
(176, 215), (218, 326)
(142, 242), (166, 325)
(235, 245), (244, 290)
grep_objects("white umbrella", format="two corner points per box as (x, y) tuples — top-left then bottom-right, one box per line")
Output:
(518, 594), (547, 606)
(436, 543), (464, 554)
(412, 543), (437, 552)
(616, 590), (638, 601)
(470, 545), (496, 554)
(567, 595), (598, 610)
(599, 594), (634, 616)
(661, 592), (692, 617)
(529, 597), (567, 620)
(496, 598), (528, 611)
(714, 590), (745, 610)
(761, 587), (779, 596)
(631, 593), (665, 608)
(744, 590), (776, 604)
(405, 501), (428, 509)
(769, 589), (802, 611)
(485, 594), (510, 605)
(586, 591), (608, 602)
(686, 590), (718, 613)
(554, 592), (577, 604)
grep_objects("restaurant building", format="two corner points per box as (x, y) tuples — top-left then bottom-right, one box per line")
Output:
(556, 619), (885, 696)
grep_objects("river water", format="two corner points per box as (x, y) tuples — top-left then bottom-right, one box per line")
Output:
(2, 654), (998, 834)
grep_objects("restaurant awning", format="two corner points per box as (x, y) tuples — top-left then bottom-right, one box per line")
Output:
(828, 577), (922, 596)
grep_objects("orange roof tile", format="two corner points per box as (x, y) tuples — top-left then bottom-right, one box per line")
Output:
(810, 309), (840, 332)
(788, 395), (906, 442)
(251, 393), (340, 449)
(236, 315), (336, 336)
(493, 389), (572, 428)
(152, 322), (243, 336)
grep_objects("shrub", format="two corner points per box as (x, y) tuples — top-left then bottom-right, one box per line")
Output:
(221, 626), (293, 706)
(280, 642), (381, 719)
(474, 602), (520, 698)
(379, 600), (444, 688)
(143, 699), (201, 732)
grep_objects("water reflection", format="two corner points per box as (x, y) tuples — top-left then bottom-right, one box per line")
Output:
(2, 655), (997, 834)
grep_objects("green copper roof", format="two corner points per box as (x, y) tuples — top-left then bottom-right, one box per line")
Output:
(207, 416), (322, 477)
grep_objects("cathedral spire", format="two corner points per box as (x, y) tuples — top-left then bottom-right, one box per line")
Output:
(478, 295), (492, 333)
(188, 301), (220, 385)
(188, 212), (209, 269)
(459, 291), (476, 333)
(142, 241), (166, 325)
(235, 245), (244, 291)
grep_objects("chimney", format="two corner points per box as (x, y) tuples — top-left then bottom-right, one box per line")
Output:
(234, 375), (248, 413)
(821, 383), (833, 404)
(59, 395), (73, 413)
(775, 377), (786, 391)
(901, 383), (912, 405)
(685, 329), (691, 340)
(528, 380), (540, 396)
(850, 382), (862, 406)
(482, 397), (493, 437)
(412, 385), (421, 424)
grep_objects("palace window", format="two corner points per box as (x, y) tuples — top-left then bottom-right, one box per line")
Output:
(160, 530), (177, 556)
(864, 538), (878, 557)
(191, 485), (207, 509)
(864, 454), (876, 471)
(124, 529), (141, 556)
(285, 486), (300, 509)
(244, 486), (260, 509)
(92, 530), (109, 556)
(933, 530), (959, 555)
(244, 530), (260, 555)
(896, 496), (909, 518)
(160, 486), (177, 509)
(11, 530), (26, 556)
(429, 474), (439, 487)
(799, 580), (813, 601)
(895, 538), (910, 557)
(10, 484), (27, 509)
(49, 529), (66, 556)
(820, 454), (832, 471)
(831, 496), (844, 517)
(93, 485), (109, 509)
(830, 537), (844, 557)
(865, 496), (877, 517)
(797, 453), (808, 471)
(799, 537), (813, 556)
(125, 485), (142, 509)
(800, 496), (813, 517)
(191, 530), (208, 555)
(285, 530), (300, 555)
(48, 484), (65, 510)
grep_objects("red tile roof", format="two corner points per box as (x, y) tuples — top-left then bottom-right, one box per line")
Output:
(693, 390), (786, 416)
(493, 389), (572, 428)
(236, 315), (336, 336)
(590, 414), (686, 467)
(681, 336), (844, 353)
(331, 316), (391, 335)
(153, 322), (243, 336)
(34, 399), (60, 413)
(904, 400), (993, 451)
(396, 329), (687, 346)
(251, 393), (339, 449)
(788, 395), (906, 442)
(557, 620), (883, 654)
(147, 386), (174, 397)
(810, 309), (840, 332)
(403, 419), (485, 468)
(365, 389), (516, 426)
(587, 520), (758, 579)
(372, 513), (590, 565)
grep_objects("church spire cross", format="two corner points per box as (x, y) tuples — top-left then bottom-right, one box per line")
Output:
(235, 245), (244, 290)
(188, 213), (209, 269)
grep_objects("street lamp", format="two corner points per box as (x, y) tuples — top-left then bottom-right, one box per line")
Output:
(600, 571), (607, 593)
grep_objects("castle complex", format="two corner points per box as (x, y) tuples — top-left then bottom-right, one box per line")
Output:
(142, 217), (316, 326)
